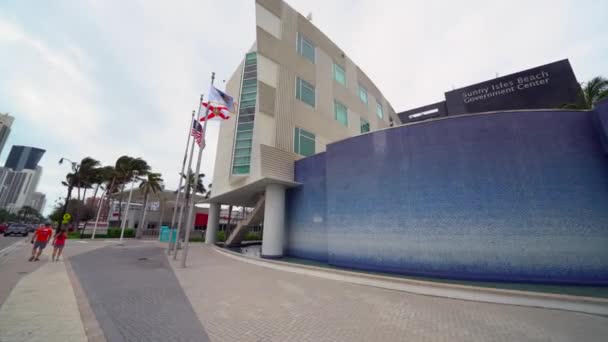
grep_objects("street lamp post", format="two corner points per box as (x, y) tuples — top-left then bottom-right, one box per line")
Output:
(119, 171), (139, 241)
(57, 158), (79, 231)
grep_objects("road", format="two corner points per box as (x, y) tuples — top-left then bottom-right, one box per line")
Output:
(0, 235), (24, 252)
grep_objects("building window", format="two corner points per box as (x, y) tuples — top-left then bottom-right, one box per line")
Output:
(360, 118), (370, 133)
(358, 84), (368, 105)
(296, 77), (315, 107)
(333, 63), (345, 85)
(376, 100), (384, 119)
(334, 101), (348, 127)
(231, 52), (258, 175)
(294, 127), (315, 157)
(297, 33), (315, 63)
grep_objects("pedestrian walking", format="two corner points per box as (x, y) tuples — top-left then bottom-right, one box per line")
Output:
(51, 229), (67, 261)
(29, 221), (53, 261)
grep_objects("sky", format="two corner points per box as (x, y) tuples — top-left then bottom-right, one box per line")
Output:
(0, 0), (606, 215)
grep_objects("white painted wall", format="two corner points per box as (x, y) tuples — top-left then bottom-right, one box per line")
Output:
(256, 3), (281, 40)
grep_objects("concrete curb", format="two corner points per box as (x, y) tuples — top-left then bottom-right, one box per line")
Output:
(213, 246), (608, 316)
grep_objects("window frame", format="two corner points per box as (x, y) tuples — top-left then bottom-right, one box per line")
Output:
(334, 101), (348, 127)
(333, 62), (346, 85)
(296, 77), (316, 108)
(297, 32), (316, 64)
(358, 83), (368, 105)
(294, 127), (316, 157)
(376, 100), (384, 119)
(360, 117), (370, 133)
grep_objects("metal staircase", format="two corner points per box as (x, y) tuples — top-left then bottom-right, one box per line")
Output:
(225, 195), (265, 247)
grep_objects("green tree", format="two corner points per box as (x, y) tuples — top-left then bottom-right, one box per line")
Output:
(18, 206), (41, 223)
(561, 76), (608, 110)
(0, 209), (18, 223)
(136, 172), (164, 239)
(175, 170), (208, 239)
(114, 156), (150, 226)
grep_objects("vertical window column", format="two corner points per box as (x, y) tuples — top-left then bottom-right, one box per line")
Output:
(232, 52), (257, 175)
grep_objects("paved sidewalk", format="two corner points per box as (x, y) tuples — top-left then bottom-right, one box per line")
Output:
(0, 261), (87, 342)
(70, 244), (209, 342)
(172, 245), (608, 342)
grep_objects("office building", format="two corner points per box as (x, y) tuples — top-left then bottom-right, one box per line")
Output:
(0, 166), (42, 213)
(26, 192), (47, 213)
(5, 145), (46, 171)
(205, 0), (400, 257)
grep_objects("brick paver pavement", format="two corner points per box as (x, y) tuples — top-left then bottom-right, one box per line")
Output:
(70, 244), (209, 342)
(172, 245), (608, 342)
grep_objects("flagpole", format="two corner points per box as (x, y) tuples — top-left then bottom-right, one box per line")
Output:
(181, 72), (215, 268)
(167, 109), (196, 255)
(173, 96), (203, 260)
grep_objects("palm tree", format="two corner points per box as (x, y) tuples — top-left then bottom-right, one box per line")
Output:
(175, 171), (207, 240)
(81, 165), (115, 233)
(561, 76), (608, 110)
(114, 156), (150, 226)
(75, 157), (101, 202)
(73, 157), (100, 233)
(136, 172), (164, 239)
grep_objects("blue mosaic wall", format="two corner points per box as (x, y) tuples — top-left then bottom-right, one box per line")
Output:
(286, 104), (608, 285)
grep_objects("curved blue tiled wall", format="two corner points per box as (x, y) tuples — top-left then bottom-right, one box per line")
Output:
(286, 105), (608, 285)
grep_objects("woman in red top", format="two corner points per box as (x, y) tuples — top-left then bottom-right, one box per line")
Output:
(52, 229), (67, 262)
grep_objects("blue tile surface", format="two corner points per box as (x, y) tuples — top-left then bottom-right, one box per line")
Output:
(286, 107), (608, 285)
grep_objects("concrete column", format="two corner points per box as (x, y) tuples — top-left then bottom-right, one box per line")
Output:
(261, 183), (286, 258)
(205, 202), (221, 244)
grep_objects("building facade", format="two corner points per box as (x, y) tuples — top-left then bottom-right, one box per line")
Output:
(398, 59), (581, 124)
(0, 166), (42, 213)
(26, 191), (46, 213)
(0, 145), (45, 214)
(206, 0), (400, 257)
(4, 145), (46, 171)
(0, 113), (14, 158)
(286, 99), (608, 284)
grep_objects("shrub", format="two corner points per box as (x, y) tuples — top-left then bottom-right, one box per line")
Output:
(244, 232), (262, 241)
(189, 236), (204, 242)
(216, 231), (226, 242)
(106, 228), (134, 238)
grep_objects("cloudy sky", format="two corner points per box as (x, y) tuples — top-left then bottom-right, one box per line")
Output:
(1, 0), (606, 214)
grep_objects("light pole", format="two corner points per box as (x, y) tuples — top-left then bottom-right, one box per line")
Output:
(57, 157), (79, 231)
(119, 170), (139, 241)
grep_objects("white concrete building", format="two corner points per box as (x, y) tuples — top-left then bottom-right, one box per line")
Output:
(205, 0), (399, 257)
(0, 113), (14, 158)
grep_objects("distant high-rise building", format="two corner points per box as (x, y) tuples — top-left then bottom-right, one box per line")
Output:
(0, 149), (45, 213)
(0, 113), (14, 158)
(0, 167), (40, 213)
(26, 192), (47, 213)
(5, 145), (45, 171)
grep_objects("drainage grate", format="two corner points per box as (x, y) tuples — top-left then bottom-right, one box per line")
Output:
(137, 257), (148, 261)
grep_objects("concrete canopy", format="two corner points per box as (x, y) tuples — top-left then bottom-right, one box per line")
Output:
(205, 177), (299, 207)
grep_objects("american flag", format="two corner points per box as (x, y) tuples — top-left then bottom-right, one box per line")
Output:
(191, 119), (204, 148)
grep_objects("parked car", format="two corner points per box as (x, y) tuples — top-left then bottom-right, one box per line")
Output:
(26, 224), (37, 233)
(0, 223), (8, 234)
(4, 224), (29, 237)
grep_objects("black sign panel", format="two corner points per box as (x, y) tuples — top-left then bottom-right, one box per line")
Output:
(444, 59), (581, 116)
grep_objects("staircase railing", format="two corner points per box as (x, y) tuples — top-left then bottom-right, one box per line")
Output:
(225, 195), (265, 246)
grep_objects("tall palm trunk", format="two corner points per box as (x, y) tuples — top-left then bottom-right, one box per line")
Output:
(136, 189), (149, 239)
(82, 184), (100, 234)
